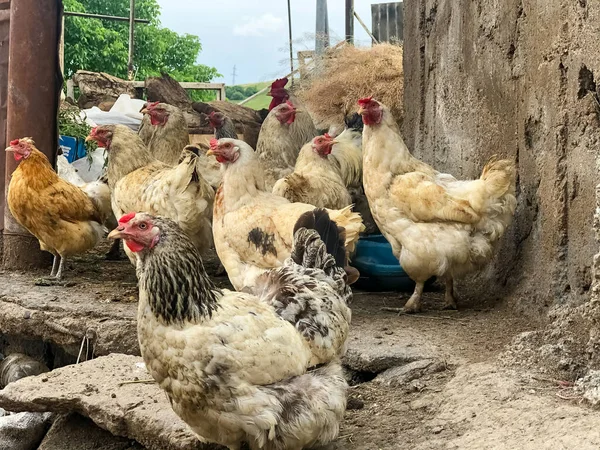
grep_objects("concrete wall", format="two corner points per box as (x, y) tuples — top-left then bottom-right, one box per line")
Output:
(403, 0), (600, 317)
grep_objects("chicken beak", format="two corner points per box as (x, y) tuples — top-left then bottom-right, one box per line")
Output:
(85, 135), (95, 143)
(206, 149), (215, 157)
(140, 108), (149, 115)
(108, 228), (126, 240)
(4, 147), (15, 152)
(357, 106), (365, 115)
(331, 140), (339, 145)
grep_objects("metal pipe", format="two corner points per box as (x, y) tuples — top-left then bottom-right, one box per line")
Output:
(63, 11), (150, 24)
(127, 0), (135, 80)
(4, 0), (61, 269)
(345, 0), (354, 44)
(287, 0), (294, 86)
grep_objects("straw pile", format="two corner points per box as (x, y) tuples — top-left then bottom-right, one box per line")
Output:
(295, 43), (404, 130)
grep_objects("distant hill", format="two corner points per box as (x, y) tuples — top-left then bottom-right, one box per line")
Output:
(226, 82), (270, 110)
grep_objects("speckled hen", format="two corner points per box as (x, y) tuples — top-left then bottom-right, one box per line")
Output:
(108, 210), (353, 450)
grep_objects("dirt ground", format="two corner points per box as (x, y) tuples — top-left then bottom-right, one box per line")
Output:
(1, 243), (600, 449)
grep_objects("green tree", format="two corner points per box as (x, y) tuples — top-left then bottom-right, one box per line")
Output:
(63, 0), (220, 99)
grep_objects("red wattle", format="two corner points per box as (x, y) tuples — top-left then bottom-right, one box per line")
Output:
(125, 240), (145, 253)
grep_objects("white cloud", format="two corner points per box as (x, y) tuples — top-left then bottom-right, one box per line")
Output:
(233, 13), (284, 37)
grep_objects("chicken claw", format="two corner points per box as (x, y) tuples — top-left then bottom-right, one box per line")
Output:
(443, 278), (458, 310)
(403, 281), (424, 313)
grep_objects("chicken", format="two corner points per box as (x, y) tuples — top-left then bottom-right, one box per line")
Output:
(179, 142), (222, 190)
(5, 138), (105, 279)
(331, 113), (380, 235)
(138, 102), (189, 165)
(256, 100), (318, 189)
(86, 125), (214, 265)
(108, 210), (352, 450)
(359, 97), (517, 312)
(257, 77), (319, 189)
(272, 134), (352, 209)
(209, 138), (364, 291)
(56, 154), (121, 259)
(329, 113), (364, 189)
(208, 111), (238, 139)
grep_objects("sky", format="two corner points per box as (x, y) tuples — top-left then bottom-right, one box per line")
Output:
(156, 0), (375, 85)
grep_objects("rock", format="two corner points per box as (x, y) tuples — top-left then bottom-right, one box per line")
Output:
(343, 331), (439, 373)
(0, 411), (54, 450)
(575, 370), (600, 406)
(38, 413), (144, 450)
(0, 354), (223, 450)
(431, 426), (444, 434)
(375, 359), (446, 387)
(346, 397), (365, 410)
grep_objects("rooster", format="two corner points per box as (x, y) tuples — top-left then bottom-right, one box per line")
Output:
(272, 134), (352, 209)
(256, 100), (318, 189)
(56, 154), (121, 260)
(6, 138), (105, 279)
(138, 102), (189, 165)
(86, 125), (214, 265)
(359, 97), (517, 312)
(208, 137), (364, 291)
(108, 210), (351, 450)
(208, 111), (238, 140)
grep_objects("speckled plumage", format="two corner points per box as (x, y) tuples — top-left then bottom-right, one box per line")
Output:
(131, 214), (349, 450)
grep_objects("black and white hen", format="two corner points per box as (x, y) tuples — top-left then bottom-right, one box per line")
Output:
(108, 209), (354, 450)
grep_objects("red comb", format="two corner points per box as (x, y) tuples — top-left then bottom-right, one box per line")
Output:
(271, 78), (289, 89)
(209, 138), (219, 150)
(118, 212), (136, 224)
(147, 101), (160, 109)
(324, 133), (332, 139)
(358, 96), (374, 106)
(285, 100), (295, 109)
(208, 111), (216, 117)
(9, 139), (19, 146)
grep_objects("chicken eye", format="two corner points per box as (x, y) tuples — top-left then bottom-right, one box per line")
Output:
(139, 223), (147, 230)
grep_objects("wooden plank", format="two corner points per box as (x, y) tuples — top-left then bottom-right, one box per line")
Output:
(386, 3), (396, 42)
(398, 2), (404, 42)
(129, 81), (225, 90)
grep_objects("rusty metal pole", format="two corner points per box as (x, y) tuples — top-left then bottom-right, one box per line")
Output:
(3, 0), (62, 269)
(127, 0), (135, 80)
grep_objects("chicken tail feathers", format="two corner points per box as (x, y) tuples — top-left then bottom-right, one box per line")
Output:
(293, 208), (346, 268)
(480, 156), (516, 199)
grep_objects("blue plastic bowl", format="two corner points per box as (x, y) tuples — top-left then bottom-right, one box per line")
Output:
(352, 234), (417, 292)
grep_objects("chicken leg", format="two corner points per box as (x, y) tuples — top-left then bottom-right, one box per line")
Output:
(403, 281), (424, 313)
(50, 255), (60, 278)
(55, 256), (66, 280)
(444, 277), (458, 310)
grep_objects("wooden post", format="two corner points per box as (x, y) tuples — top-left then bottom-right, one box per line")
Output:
(127, 0), (135, 80)
(3, 0), (61, 269)
(345, 0), (354, 44)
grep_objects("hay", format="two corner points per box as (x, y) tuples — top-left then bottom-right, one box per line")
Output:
(295, 43), (404, 129)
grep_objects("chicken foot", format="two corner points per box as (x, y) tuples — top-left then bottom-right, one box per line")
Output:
(403, 281), (424, 313)
(443, 277), (458, 310)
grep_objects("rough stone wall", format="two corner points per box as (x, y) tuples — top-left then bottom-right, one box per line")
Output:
(403, 0), (600, 317)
